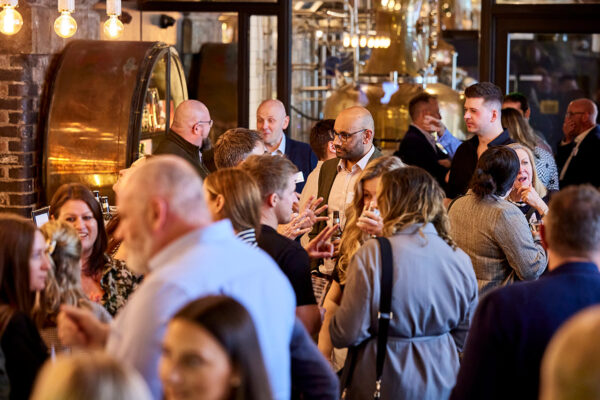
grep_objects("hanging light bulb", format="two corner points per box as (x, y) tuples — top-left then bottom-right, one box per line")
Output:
(359, 35), (367, 48)
(367, 36), (374, 48)
(54, 0), (77, 38)
(350, 34), (358, 48)
(103, 0), (123, 39)
(342, 32), (350, 48)
(0, 0), (23, 35)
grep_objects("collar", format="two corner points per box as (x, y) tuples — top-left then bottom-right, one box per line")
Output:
(148, 220), (235, 273)
(545, 261), (599, 277)
(411, 123), (438, 148)
(168, 129), (201, 154)
(392, 222), (437, 236)
(468, 129), (511, 148)
(574, 125), (597, 145)
(271, 134), (286, 155)
(337, 144), (375, 173)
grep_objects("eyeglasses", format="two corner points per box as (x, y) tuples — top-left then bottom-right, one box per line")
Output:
(332, 128), (367, 142)
(194, 120), (213, 128)
(565, 111), (585, 118)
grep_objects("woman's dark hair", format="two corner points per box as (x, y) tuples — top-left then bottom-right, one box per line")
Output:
(173, 296), (273, 400)
(470, 146), (520, 198)
(49, 183), (107, 276)
(0, 214), (38, 319)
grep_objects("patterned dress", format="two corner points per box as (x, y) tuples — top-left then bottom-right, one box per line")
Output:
(98, 254), (142, 316)
(534, 146), (559, 191)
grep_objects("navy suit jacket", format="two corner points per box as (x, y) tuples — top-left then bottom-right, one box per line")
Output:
(451, 262), (600, 400)
(556, 125), (600, 188)
(394, 125), (450, 191)
(285, 136), (318, 193)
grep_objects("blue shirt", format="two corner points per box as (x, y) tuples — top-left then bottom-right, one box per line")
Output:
(106, 220), (296, 400)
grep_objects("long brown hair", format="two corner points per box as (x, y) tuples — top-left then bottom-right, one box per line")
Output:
(204, 168), (262, 235)
(378, 166), (456, 249)
(501, 107), (539, 151)
(172, 296), (273, 400)
(337, 156), (405, 284)
(0, 214), (38, 325)
(49, 183), (107, 276)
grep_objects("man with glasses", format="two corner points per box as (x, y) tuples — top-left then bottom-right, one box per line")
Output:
(154, 99), (212, 178)
(309, 106), (382, 274)
(556, 98), (600, 188)
(256, 99), (317, 192)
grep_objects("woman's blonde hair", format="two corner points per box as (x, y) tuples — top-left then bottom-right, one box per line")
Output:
(378, 166), (456, 249)
(507, 143), (547, 198)
(204, 168), (262, 234)
(337, 156), (405, 284)
(36, 220), (86, 326)
(31, 352), (152, 400)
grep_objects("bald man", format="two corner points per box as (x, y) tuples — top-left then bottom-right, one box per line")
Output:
(308, 106), (382, 274)
(154, 100), (212, 178)
(556, 98), (600, 188)
(256, 99), (317, 192)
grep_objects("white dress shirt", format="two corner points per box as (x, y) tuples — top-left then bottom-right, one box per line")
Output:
(559, 125), (595, 180)
(106, 220), (296, 400)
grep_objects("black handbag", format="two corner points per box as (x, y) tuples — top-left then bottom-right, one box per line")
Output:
(340, 237), (394, 399)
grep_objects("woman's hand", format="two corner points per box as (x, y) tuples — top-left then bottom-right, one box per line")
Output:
(356, 209), (384, 237)
(516, 186), (548, 216)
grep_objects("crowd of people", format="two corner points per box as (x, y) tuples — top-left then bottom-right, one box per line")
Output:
(0, 82), (599, 400)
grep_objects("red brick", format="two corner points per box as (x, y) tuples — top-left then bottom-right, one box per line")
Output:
(0, 206), (34, 218)
(0, 126), (19, 137)
(8, 165), (36, 179)
(0, 179), (33, 192)
(9, 192), (37, 205)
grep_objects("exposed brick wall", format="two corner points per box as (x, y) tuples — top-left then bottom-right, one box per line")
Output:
(0, 0), (99, 217)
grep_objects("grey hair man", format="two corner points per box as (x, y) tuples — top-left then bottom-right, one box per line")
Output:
(154, 100), (212, 177)
(57, 155), (297, 400)
(213, 128), (265, 169)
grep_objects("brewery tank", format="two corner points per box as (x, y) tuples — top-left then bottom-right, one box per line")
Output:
(323, 0), (466, 150)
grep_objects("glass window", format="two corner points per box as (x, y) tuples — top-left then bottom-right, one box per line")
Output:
(507, 32), (600, 149)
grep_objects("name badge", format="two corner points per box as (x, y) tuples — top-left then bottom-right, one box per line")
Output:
(294, 171), (304, 183)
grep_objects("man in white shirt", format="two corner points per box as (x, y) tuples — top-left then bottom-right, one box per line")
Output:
(308, 106), (382, 274)
(556, 98), (600, 188)
(57, 156), (297, 400)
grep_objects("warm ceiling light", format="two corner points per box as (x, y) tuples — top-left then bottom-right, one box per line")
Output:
(103, 0), (123, 39)
(54, 0), (77, 38)
(0, 0), (22, 35)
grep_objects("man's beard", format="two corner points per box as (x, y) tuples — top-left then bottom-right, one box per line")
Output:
(124, 228), (154, 276)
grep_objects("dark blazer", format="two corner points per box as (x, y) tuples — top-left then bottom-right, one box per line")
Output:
(154, 130), (210, 178)
(556, 125), (600, 188)
(394, 125), (450, 190)
(285, 137), (318, 193)
(451, 262), (600, 400)
(446, 129), (513, 199)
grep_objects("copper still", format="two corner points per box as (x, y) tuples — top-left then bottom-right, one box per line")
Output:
(324, 0), (466, 149)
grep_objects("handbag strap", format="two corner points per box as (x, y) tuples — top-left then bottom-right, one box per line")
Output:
(374, 237), (393, 399)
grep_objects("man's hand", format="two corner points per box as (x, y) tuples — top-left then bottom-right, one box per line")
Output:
(278, 213), (312, 240)
(562, 120), (578, 143)
(304, 224), (338, 259)
(57, 305), (110, 349)
(423, 115), (445, 135)
(279, 195), (328, 240)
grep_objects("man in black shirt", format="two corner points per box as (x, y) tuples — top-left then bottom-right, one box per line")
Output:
(242, 154), (321, 336)
(154, 100), (212, 178)
(447, 82), (513, 199)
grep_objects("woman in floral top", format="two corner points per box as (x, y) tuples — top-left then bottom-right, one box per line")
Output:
(50, 183), (141, 316)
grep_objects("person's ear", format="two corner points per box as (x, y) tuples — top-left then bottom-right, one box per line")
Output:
(148, 197), (168, 232)
(282, 115), (290, 130)
(266, 192), (278, 209)
(214, 194), (225, 214)
(525, 108), (531, 119)
(490, 108), (499, 123)
(363, 129), (374, 144)
(327, 140), (336, 156)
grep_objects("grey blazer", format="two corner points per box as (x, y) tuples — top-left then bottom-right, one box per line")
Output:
(330, 223), (478, 400)
(448, 191), (547, 296)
